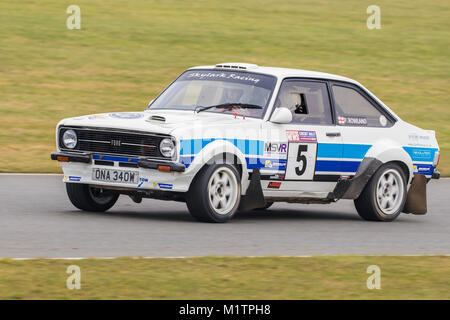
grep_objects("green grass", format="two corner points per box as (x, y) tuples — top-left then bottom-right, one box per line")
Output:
(0, 0), (449, 174)
(0, 256), (449, 299)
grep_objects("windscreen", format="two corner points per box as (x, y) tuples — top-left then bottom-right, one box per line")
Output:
(148, 70), (277, 118)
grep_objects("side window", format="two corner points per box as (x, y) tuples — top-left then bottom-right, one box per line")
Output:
(275, 81), (333, 125)
(332, 85), (392, 127)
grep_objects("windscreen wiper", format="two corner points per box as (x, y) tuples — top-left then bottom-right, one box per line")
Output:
(195, 103), (263, 113)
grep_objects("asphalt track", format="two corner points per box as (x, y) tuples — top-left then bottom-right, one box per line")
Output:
(0, 174), (448, 258)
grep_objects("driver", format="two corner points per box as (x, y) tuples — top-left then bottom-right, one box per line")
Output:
(222, 87), (244, 104)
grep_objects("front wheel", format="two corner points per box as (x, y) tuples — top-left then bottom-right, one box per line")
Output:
(354, 163), (407, 221)
(66, 183), (119, 212)
(186, 164), (241, 223)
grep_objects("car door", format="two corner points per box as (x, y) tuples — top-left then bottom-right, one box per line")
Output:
(329, 82), (395, 176)
(262, 79), (344, 196)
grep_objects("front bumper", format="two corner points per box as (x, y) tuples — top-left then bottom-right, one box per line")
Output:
(51, 152), (190, 192)
(51, 152), (185, 172)
(51, 152), (90, 163)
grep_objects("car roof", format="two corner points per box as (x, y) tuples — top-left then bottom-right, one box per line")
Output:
(188, 63), (360, 85)
(188, 62), (401, 121)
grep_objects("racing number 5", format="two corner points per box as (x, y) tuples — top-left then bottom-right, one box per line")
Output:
(295, 145), (308, 176)
(285, 142), (316, 181)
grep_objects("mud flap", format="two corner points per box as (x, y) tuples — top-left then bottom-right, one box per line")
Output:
(329, 158), (382, 200)
(238, 168), (266, 212)
(402, 174), (427, 215)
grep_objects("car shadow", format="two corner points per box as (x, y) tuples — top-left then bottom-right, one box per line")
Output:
(61, 206), (363, 223)
(236, 208), (361, 221)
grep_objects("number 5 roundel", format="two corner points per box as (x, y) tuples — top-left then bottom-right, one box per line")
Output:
(285, 130), (318, 180)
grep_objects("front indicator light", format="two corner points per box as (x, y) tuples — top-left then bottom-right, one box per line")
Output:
(57, 156), (69, 162)
(158, 165), (171, 172)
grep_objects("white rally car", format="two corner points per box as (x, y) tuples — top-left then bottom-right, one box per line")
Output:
(52, 63), (440, 222)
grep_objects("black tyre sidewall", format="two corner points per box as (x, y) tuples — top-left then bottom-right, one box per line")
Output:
(187, 164), (241, 223)
(66, 183), (119, 212)
(356, 163), (407, 221)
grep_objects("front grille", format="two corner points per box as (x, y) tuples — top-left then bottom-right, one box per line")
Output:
(59, 127), (168, 158)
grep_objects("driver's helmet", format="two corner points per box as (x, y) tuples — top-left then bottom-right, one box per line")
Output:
(223, 87), (244, 103)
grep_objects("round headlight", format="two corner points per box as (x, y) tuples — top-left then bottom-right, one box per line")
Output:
(160, 138), (175, 158)
(62, 129), (77, 149)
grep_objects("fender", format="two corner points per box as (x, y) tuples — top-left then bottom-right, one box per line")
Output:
(182, 139), (251, 194)
(365, 140), (414, 183)
(329, 145), (414, 200)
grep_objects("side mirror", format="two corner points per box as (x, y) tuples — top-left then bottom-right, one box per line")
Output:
(270, 107), (292, 124)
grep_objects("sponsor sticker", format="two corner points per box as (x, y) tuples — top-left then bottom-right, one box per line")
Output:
(151, 182), (173, 190)
(349, 117), (368, 126)
(64, 176), (81, 182)
(264, 142), (287, 155)
(109, 112), (144, 119)
(338, 116), (367, 126)
(286, 130), (301, 142)
(88, 114), (109, 120)
(138, 178), (148, 188)
(186, 71), (261, 84)
(286, 130), (317, 142)
(298, 131), (317, 142)
(379, 115), (387, 127)
(158, 183), (173, 190)
(264, 159), (285, 168)
(268, 182), (282, 189)
(269, 174), (285, 180)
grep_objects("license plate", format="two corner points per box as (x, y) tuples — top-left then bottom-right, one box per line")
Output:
(92, 168), (139, 184)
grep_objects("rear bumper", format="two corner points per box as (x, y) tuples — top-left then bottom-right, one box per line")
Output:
(431, 170), (440, 179)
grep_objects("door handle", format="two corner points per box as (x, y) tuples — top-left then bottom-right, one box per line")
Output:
(326, 132), (341, 137)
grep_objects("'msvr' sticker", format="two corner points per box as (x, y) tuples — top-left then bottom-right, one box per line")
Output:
(265, 142), (287, 154)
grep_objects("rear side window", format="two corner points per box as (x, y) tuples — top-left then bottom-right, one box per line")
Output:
(275, 80), (333, 125)
(332, 85), (392, 127)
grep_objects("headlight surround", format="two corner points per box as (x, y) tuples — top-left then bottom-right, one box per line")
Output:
(160, 138), (175, 158)
(62, 129), (77, 149)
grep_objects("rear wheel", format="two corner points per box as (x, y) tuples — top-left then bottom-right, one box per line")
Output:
(354, 163), (407, 221)
(186, 164), (241, 223)
(66, 183), (119, 212)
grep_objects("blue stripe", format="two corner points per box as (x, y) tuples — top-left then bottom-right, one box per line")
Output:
(93, 154), (139, 163)
(180, 155), (195, 168)
(315, 160), (361, 173)
(180, 139), (263, 156)
(403, 147), (437, 162)
(317, 143), (371, 159)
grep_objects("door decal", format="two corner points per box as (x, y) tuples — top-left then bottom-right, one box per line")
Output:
(285, 142), (317, 180)
(285, 130), (318, 180)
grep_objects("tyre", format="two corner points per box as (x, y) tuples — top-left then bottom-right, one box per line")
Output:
(253, 202), (274, 211)
(186, 164), (241, 223)
(354, 163), (407, 221)
(66, 183), (119, 212)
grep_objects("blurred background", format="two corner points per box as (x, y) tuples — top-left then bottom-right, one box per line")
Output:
(1, 0), (449, 174)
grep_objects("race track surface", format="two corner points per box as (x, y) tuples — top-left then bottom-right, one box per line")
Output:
(0, 175), (448, 258)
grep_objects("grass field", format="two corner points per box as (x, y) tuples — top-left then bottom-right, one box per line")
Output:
(0, 0), (449, 174)
(0, 256), (448, 299)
